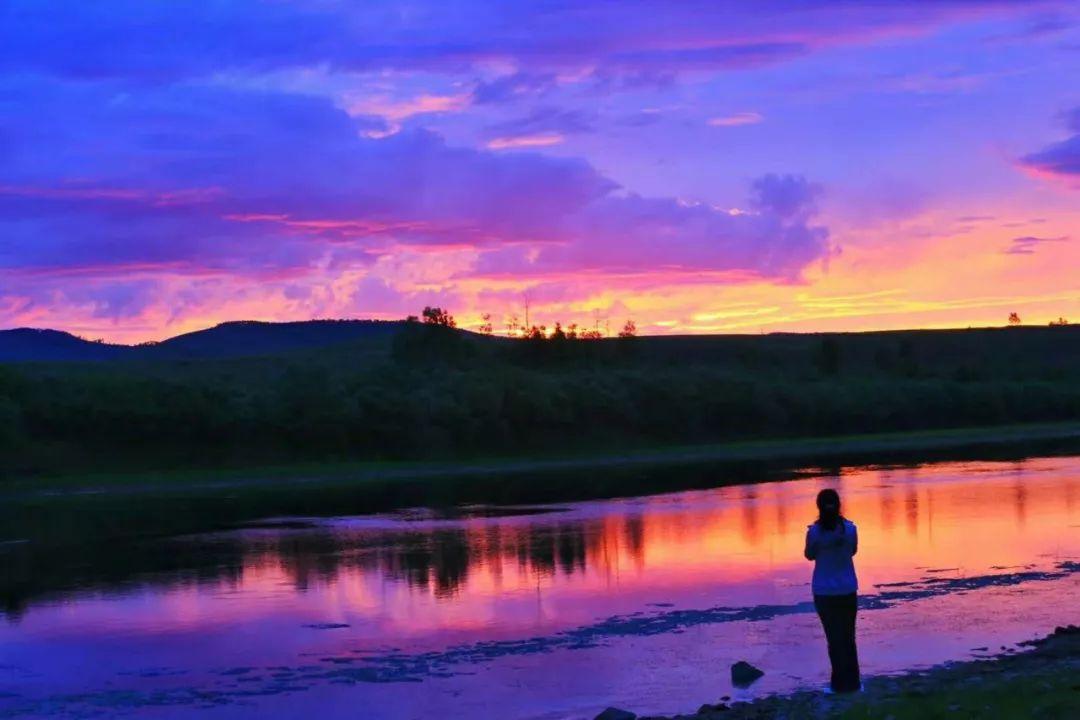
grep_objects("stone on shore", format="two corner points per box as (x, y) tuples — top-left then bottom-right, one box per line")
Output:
(730, 661), (764, 687)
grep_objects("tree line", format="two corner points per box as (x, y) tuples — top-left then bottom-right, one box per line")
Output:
(1, 320), (1077, 477)
(412, 306), (636, 339)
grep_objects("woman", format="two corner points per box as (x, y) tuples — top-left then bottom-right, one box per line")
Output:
(804, 488), (861, 693)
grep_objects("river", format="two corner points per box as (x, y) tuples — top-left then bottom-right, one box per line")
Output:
(1, 455), (1078, 718)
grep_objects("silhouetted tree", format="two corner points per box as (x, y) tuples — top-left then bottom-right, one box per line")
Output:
(478, 313), (493, 335)
(1008, 312), (1021, 327)
(1050, 317), (1069, 327)
(423, 306), (456, 327)
(618, 320), (637, 338)
(394, 307), (466, 364)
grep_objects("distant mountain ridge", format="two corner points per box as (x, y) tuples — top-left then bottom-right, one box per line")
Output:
(0, 320), (406, 362)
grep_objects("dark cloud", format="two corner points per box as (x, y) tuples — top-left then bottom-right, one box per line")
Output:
(0, 1), (1064, 83)
(750, 174), (822, 220)
(472, 73), (558, 104)
(0, 73), (830, 306)
(985, 14), (1074, 43)
(1003, 235), (1069, 254)
(1019, 107), (1080, 181)
(472, 175), (830, 279)
(0, 0), (927, 323)
(0, 78), (616, 278)
(482, 107), (596, 141)
(605, 42), (809, 73)
(616, 110), (666, 127)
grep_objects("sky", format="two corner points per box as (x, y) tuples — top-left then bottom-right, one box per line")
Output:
(0, 0), (1078, 343)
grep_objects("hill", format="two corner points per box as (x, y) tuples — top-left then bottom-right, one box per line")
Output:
(0, 329), (128, 362)
(144, 319), (405, 359)
(0, 319), (406, 363)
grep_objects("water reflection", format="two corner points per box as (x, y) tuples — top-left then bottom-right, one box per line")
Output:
(3, 458), (1078, 624)
(291, 459), (1070, 610)
(0, 457), (1078, 720)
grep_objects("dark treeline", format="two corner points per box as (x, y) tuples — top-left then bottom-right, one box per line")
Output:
(1, 323), (1078, 477)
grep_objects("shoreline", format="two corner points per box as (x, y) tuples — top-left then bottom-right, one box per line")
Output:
(8, 420), (1080, 499)
(600, 625), (1080, 720)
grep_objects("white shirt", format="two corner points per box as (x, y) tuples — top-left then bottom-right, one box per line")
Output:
(805, 519), (858, 596)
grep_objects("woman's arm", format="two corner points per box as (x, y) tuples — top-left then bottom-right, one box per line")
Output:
(804, 526), (816, 560)
(850, 523), (858, 556)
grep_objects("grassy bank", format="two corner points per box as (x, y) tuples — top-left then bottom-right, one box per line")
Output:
(2, 325), (1078, 479)
(611, 625), (1080, 719)
(8, 420), (1080, 497)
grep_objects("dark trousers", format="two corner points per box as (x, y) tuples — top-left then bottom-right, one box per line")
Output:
(813, 592), (860, 692)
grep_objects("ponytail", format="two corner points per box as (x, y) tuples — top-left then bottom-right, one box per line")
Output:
(816, 488), (842, 531)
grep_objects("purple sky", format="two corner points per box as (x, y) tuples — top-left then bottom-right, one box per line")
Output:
(1, 1), (1077, 341)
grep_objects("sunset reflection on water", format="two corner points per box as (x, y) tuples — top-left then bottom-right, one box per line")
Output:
(1, 457), (1078, 719)
(209, 458), (1078, 638)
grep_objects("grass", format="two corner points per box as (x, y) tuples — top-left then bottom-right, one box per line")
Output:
(5, 420), (1080, 499)
(656, 627), (1080, 720)
(837, 666), (1078, 719)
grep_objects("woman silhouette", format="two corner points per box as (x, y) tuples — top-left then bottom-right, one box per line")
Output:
(804, 488), (861, 693)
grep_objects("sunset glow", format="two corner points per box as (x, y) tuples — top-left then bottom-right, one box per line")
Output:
(1, 2), (1078, 342)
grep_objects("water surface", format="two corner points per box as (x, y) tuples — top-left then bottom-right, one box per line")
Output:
(1, 456), (1078, 718)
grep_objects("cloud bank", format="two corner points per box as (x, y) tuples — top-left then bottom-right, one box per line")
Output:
(0, 1), (1062, 83)
(1019, 107), (1080, 184)
(0, 69), (831, 330)
(0, 0), (1074, 338)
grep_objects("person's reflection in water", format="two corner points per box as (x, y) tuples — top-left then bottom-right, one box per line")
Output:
(804, 488), (861, 693)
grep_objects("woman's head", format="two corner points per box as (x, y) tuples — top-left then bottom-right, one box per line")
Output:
(816, 488), (842, 530)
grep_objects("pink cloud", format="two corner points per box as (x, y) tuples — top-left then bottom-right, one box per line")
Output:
(707, 112), (764, 127)
(487, 133), (565, 149)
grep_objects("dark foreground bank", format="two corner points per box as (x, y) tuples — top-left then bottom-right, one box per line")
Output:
(10, 421), (1080, 497)
(597, 625), (1080, 720)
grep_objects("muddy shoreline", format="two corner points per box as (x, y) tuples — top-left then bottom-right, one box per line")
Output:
(600, 625), (1080, 720)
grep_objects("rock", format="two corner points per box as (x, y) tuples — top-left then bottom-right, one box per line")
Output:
(595, 708), (637, 720)
(730, 661), (764, 687)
